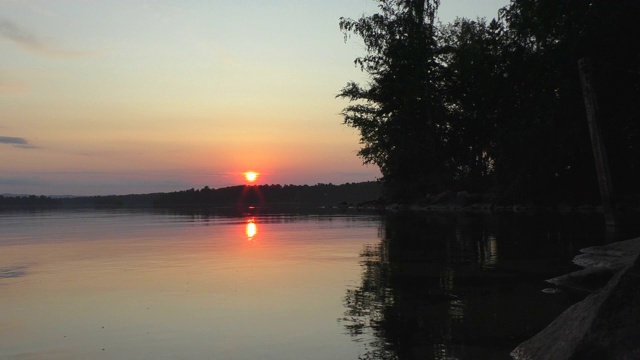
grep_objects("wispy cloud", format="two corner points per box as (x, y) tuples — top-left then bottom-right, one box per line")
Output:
(0, 265), (28, 279)
(0, 18), (95, 58)
(0, 136), (38, 149)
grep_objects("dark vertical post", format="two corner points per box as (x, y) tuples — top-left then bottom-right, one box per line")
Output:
(578, 57), (617, 228)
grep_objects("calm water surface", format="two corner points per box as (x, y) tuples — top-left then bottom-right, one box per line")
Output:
(0, 209), (635, 359)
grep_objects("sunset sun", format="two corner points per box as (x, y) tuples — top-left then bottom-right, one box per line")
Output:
(244, 171), (258, 183)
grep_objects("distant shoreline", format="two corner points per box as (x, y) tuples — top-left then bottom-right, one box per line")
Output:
(3, 183), (639, 215)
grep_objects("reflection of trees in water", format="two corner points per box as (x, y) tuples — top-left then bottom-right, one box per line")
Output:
(342, 213), (602, 360)
(341, 214), (475, 360)
(341, 241), (397, 360)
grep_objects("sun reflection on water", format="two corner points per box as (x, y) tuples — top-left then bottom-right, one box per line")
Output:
(246, 218), (257, 240)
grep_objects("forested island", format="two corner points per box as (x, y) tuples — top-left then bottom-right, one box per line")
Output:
(338, 0), (639, 208)
(152, 182), (381, 208)
(0, 182), (381, 209)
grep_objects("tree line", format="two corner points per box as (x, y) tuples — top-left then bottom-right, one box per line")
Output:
(0, 182), (381, 209)
(153, 182), (381, 208)
(0, 195), (60, 208)
(339, 0), (640, 205)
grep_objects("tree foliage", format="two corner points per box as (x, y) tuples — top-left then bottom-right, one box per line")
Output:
(338, 0), (447, 200)
(153, 182), (381, 207)
(340, 0), (640, 204)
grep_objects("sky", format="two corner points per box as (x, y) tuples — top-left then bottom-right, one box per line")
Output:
(1, 0), (508, 196)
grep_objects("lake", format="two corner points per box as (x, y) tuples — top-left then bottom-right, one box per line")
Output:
(0, 209), (634, 359)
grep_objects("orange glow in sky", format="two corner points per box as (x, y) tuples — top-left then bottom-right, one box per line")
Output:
(0, 1), (504, 195)
(244, 172), (258, 183)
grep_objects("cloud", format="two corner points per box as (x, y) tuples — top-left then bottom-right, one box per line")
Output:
(0, 18), (95, 58)
(0, 265), (28, 279)
(0, 136), (38, 149)
(0, 136), (27, 145)
(0, 18), (41, 47)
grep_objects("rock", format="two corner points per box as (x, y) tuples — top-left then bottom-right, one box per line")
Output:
(546, 238), (640, 292)
(541, 287), (563, 294)
(385, 203), (400, 211)
(573, 253), (631, 271)
(512, 237), (640, 360)
(557, 202), (573, 212)
(430, 190), (453, 204)
(572, 238), (640, 272)
(456, 191), (483, 207)
(574, 204), (596, 212)
(580, 238), (640, 259)
(546, 268), (614, 293)
(481, 203), (493, 210)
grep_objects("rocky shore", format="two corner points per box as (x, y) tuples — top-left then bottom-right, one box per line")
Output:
(511, 237), (640, 360)
(350, 190), (640, 215)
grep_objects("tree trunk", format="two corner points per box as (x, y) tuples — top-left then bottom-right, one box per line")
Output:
(578, 57), (617, 228)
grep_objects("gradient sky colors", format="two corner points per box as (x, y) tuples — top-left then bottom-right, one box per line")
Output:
(1, 0), (507, 195)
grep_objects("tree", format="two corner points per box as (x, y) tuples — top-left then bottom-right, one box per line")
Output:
(438, 18), (504, 192)
(495, 0), (640, 204)
(341, 0), (640, 205)
(338, 0), (446, 200)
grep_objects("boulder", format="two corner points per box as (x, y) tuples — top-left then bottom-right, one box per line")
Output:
(512, 238), (640, 360)
(430, 190), (453, 204)
(546, 238), (640, 292)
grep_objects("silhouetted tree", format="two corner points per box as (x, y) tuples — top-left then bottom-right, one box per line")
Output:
(341, 0), (640, 205)
(494, 0), (640, 203)
(153, 182), (382, 208)
(338, 0), (447, 200)
(439, 18), (504, 192)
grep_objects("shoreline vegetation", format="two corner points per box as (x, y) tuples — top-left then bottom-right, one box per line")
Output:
(2, 181), (639, 215)
(335, 2), (639, 357)
(336, 0), (640, 212)
(0, 182), (381, 210)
